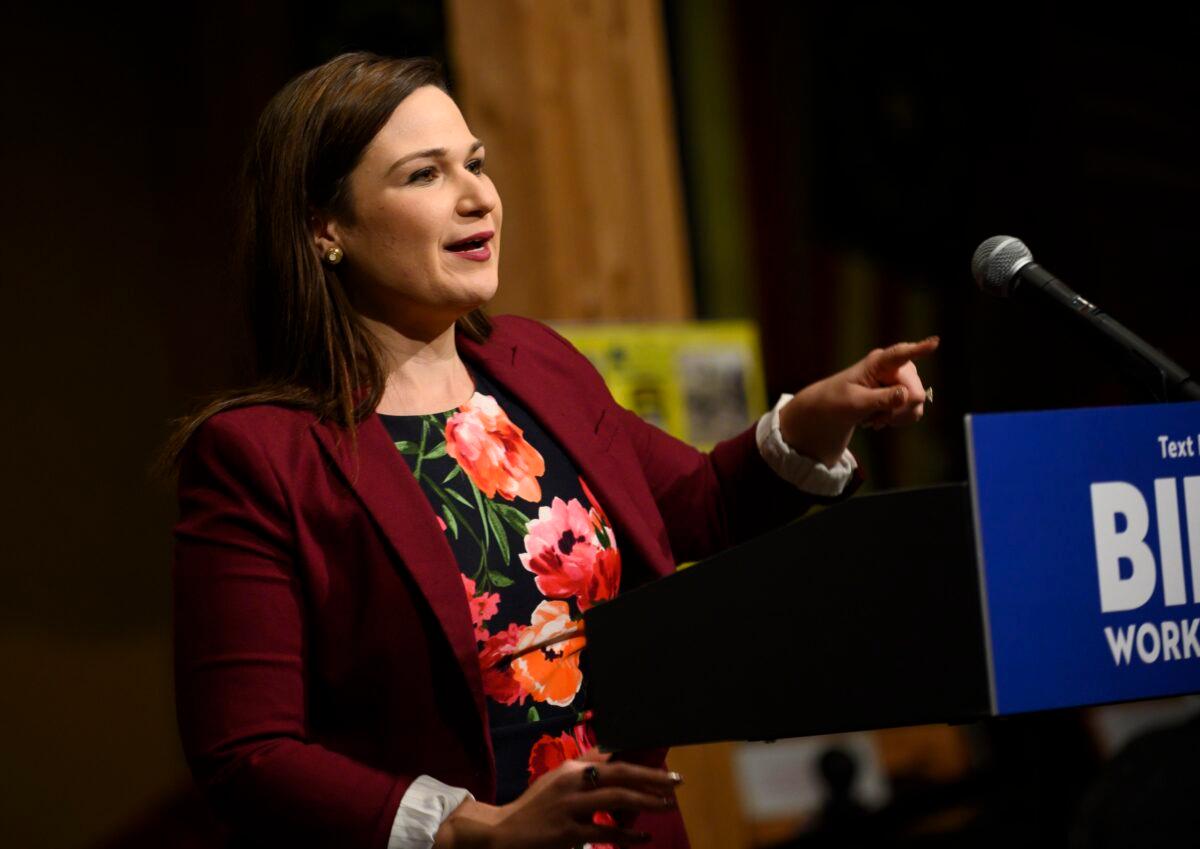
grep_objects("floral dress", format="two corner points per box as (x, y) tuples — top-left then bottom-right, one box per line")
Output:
(378, 368), (622, 811)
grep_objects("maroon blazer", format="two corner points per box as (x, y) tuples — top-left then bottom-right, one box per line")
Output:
(173, 315), (831, 848)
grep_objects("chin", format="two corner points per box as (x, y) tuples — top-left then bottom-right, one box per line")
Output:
(468, 274), (500, 306)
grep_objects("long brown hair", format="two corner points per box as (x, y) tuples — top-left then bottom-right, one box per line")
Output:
(161, 52), (491, 472)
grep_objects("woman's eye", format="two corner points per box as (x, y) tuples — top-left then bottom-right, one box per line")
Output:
(408, 160), (484, 183)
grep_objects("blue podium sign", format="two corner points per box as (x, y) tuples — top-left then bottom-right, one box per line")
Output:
(966, 402), (1200, 714)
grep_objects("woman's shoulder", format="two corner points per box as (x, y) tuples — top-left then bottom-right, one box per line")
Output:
(182, 402), (322, 472)
(481, 314), (609, 389)
(485, 314), (583, 353)
(200, 402), (319, 438)
(480, 314), (603, 379)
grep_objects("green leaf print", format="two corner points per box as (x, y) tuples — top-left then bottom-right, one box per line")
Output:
(393, 412), (534, 590)
(424, 477), (480, 547)
(527, 706), (540, 723)
(594, 522), (611, 549)
(471, 481), (490, 551)
(486, 503), (511, 563)
(392, 427), (490, 557)
(413, 419), (430, 479)
(493, 503), (530, 536)
(441, 505), (458, 539)
(446, 488), (475, 510)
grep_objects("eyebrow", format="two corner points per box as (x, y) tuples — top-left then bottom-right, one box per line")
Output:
(385, 139), (485, 176)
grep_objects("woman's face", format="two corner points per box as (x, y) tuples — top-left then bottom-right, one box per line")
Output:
(319, 85), (502, 336)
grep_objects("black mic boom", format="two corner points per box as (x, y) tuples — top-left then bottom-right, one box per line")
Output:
(972, 235), (1200, 402)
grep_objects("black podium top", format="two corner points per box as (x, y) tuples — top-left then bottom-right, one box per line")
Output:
(583, 484), (992, 750)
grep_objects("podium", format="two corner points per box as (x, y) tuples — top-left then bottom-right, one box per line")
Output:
(583, 402), (1200, 751)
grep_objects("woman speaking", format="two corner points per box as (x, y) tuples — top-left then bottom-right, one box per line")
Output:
(168, 52), (935, 849)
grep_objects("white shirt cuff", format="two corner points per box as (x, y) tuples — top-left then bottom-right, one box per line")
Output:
(388, 774), (475, 849)
(755, 393), (857, 497)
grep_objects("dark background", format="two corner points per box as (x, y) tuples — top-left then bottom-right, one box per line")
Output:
(673, 3), (1200, 486)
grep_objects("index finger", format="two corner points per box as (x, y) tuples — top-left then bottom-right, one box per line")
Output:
(595, 761), (684, 794)
(874, 336), (939, 370)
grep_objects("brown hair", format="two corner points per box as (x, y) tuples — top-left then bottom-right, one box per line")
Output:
(160, 52), (491, 472)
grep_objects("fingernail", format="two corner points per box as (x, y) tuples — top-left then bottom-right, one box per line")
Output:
(927, 335), (940, 344)
(662, 795), (677, 808)
(667, 771), (683, 784)
(893, 387), (905, 404)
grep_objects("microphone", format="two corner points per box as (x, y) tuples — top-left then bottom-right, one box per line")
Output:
(971, 235), (1200, 402)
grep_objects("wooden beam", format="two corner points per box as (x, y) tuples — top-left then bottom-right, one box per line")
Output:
(446, 0), (693, 321)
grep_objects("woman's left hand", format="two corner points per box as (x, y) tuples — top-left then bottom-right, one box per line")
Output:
(777, 337), (939, 467)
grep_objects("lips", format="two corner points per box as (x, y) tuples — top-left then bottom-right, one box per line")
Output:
(445, 230), (494, 252)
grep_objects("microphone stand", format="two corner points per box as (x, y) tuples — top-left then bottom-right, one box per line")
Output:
(1020, 264), (1200, 402)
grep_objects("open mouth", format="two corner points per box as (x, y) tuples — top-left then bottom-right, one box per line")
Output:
(445, 231), (494, 252)
(446, 239), (487, 252)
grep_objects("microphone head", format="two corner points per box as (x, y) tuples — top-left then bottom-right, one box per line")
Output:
(972, 235), (1034, 297)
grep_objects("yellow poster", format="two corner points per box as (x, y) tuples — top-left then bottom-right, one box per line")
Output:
(552, 321), (767, 451)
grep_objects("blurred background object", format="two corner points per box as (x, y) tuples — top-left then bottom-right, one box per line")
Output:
(552, 321), (766, 450)
(3, 1), (1199, 847)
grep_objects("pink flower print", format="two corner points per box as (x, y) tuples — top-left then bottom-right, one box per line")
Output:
(519, 497), (617, 610)
(479, 623), (527, 705)
(584, 547), (621, 612)
(579, 476), (612, 534)
(461, 574), (500, 642)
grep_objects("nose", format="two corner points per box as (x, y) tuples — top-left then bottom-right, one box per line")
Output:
(455, 170), (499, 219)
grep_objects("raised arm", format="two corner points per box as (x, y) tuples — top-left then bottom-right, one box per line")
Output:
(528, 321), (857, 564)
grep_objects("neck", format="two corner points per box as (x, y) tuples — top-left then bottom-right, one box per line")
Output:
(362, 315), (476, 416)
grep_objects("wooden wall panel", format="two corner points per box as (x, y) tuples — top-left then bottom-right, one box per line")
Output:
(446, 0), (693, 321)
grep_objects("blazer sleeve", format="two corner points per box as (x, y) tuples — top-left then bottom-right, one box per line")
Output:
(172, 412), (412, 849)
(611, 404), (859, 563)
(533, 321), (861, 565)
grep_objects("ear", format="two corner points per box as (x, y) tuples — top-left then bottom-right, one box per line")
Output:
(308, 208), (344, 258)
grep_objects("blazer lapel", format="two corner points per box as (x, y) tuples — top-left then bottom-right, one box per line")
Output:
(459, 326), (672, 582)
(308, 320), (671, 771)
(310, 416), (492, 741)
